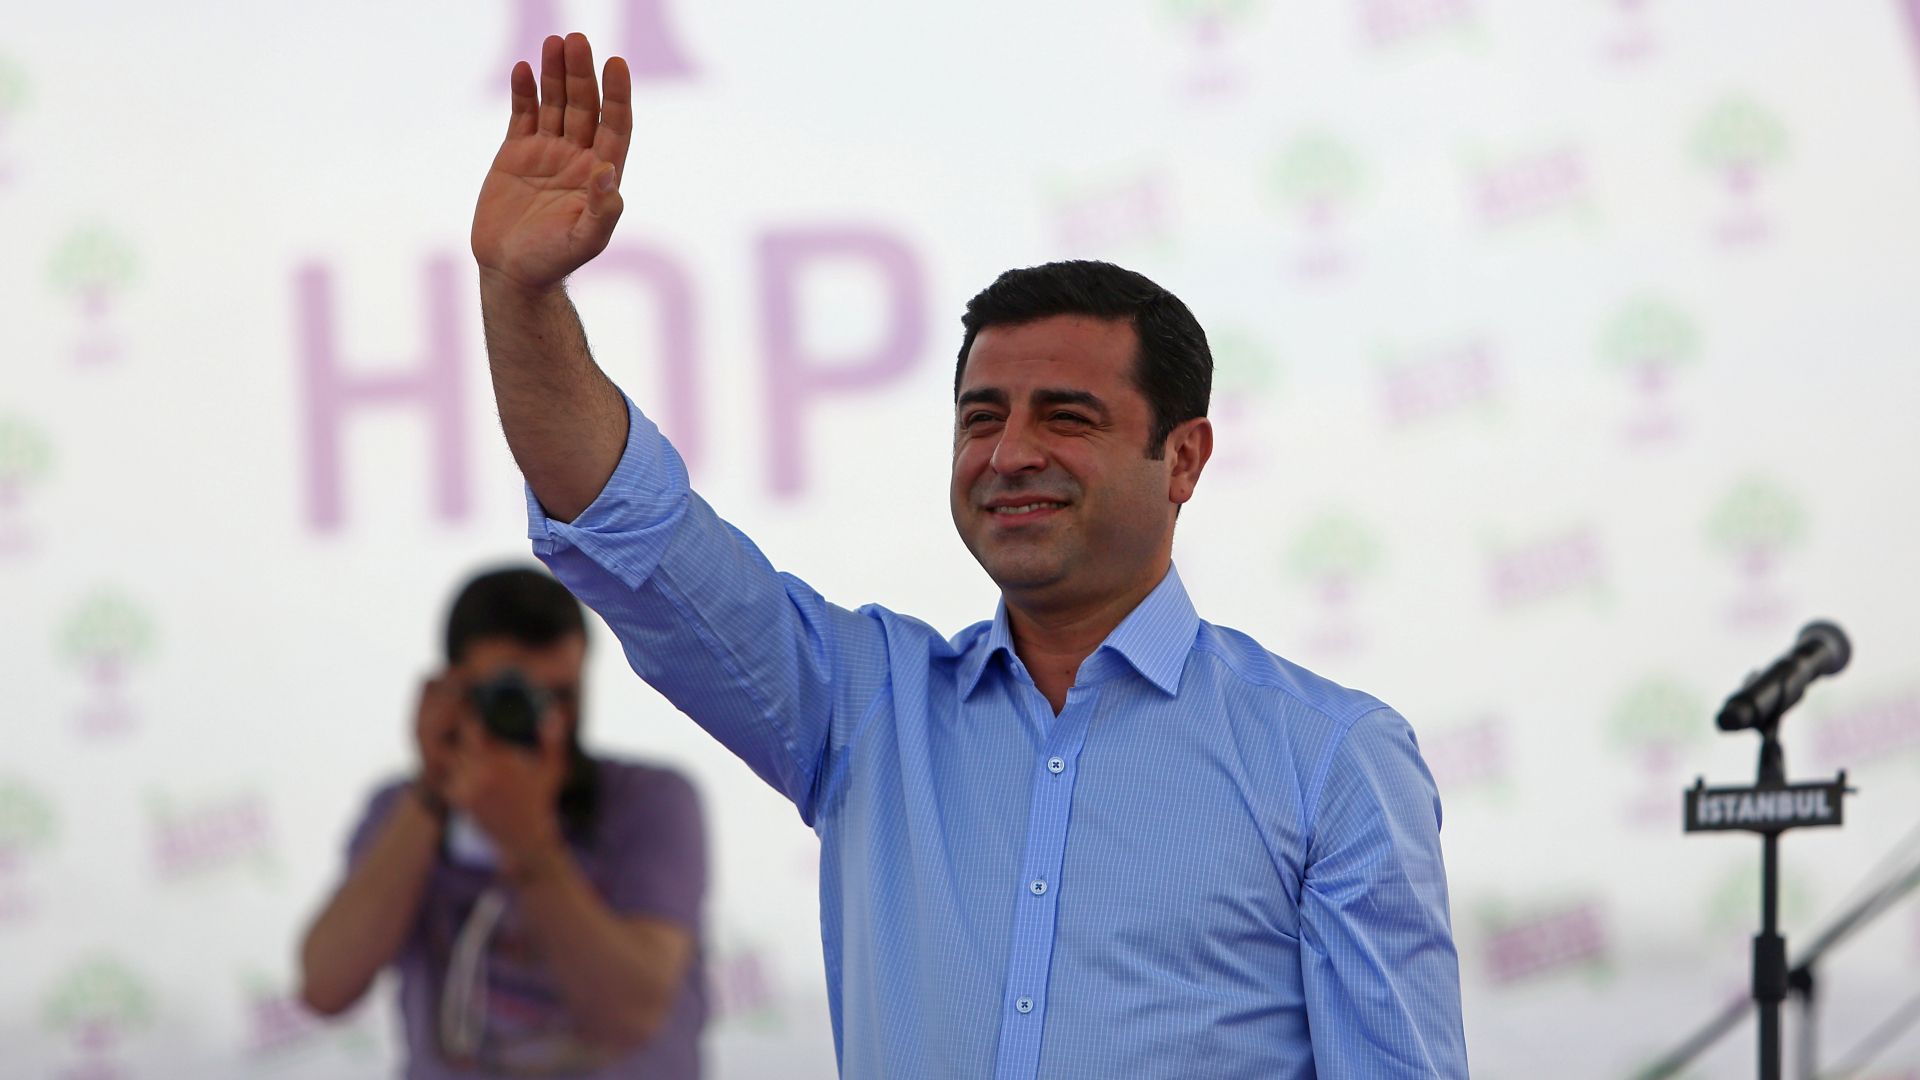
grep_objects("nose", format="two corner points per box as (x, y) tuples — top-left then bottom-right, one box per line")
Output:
(988, 415), (1047, 476)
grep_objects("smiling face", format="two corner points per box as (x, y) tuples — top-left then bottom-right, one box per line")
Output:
(950, 314), (1208, 614)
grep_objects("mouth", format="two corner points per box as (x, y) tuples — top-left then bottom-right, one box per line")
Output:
(984, 499), (1069, 522)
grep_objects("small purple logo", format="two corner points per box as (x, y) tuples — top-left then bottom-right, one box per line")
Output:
(1377, 337), (1499, 427)
(1478, 898), (1612, 985)
(1601, 296), (1699, 445)
(48, 225), (139, 367)
(241, 973), (378, 1059)
(1206, 329), (1282, 476)
(1470, 144), (1591, 230)
(1607, 676), (1707, 826)
(1486, 525), (1607, 610)
(1047, 169), (1174, 259)
(42, 956), (153, 1080)
(1420, 715), (1513, 798)
(1601, 0), (1659, 66)
(149, 791), (275, 881)
(1810, 685), (1920, 771)
(0, 414), (52, 556)
(58, 589), (156, 738)
(1356, 0), (1478, 50)
(1160, 0), (1266, 98)
(1270, 133), (1363, 280)
(1706, 476), (1804, 629)
(0, 56), (27, 188)
(1692, 97), (1788, 248)
(1285, 511), (1384, 657)
(709, 943), (783, 1029)
(0, 778), (56, 926)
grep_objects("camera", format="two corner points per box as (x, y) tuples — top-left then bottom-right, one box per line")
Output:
(466, 668), (551, 749)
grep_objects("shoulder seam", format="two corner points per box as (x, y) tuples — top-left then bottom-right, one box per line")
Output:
(1300, 704), (1396, 840)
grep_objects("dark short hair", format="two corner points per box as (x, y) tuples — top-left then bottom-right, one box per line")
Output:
(443, 566), (588, 665)
(954, 260), (1212, 458)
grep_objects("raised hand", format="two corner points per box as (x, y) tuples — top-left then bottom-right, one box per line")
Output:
(471, 33), (632, 293)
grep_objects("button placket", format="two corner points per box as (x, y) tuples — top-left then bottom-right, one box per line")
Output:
(990, 689), (1095, 1080)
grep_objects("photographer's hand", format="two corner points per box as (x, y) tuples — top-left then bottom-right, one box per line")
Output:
(444, 711), (569, 872)
(412, 673), (464, 813)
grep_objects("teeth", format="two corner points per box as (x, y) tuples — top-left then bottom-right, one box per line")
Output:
(993, 503), (1059, 514)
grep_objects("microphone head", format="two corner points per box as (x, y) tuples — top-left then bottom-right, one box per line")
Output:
(1798, 620), (1851, 675)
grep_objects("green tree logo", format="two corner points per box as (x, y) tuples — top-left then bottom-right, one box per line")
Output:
(1271, 133), (1364, 226)
(0, 55), (27, 128)
(1287, 511), (1384, 604)
(1607, 676), (1706, 774)
(43, 956), (153, 1044)
(0, 415), (52, 510)
(1707, 476), (1806, 580)
(48, 225), (139, 319)
(58, 589), (157, 688)
(1600, 296), (1699, 395)
(0, 779), (57, 857)
(1692, 97), (1788, 196)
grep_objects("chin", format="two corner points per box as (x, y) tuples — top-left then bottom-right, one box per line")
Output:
(978, 553), (1066, 594)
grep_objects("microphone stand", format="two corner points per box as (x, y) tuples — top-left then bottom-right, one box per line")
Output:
(1636, 808), (1920, 1080)
(1643, 723), (1850, 1080)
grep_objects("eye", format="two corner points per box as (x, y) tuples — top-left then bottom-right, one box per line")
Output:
(1049, 411), (1091, 425)
(960, 410), (1003, 427)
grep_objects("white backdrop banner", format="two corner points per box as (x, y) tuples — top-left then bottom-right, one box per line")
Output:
(6, 2), (1920, 1078)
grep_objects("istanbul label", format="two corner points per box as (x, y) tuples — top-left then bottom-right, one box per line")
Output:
(1684, 777), (1848, 833)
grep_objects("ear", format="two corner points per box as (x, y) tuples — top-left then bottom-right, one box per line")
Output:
(1165, 416), (1213, 506)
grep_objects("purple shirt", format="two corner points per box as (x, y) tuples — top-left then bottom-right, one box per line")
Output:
(346, 759), (707, 1078)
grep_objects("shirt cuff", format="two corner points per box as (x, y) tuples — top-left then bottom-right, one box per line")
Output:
(524, 393), (692, 590)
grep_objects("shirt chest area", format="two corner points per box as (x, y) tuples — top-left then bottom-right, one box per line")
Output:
(825, 676), (1310, 962)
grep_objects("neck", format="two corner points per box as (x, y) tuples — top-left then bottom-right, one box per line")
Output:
(1003, 562), (1169, 714)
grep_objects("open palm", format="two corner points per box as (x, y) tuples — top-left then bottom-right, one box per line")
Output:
(471, 33), (632, 292)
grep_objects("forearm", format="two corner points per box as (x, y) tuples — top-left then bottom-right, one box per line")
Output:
(299, 790), (443, 1015)
(507, 845), (688, 1048)
(479, 272), (629, 523)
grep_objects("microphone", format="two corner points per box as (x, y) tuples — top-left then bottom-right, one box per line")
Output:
(1717, 621), (1852, 732)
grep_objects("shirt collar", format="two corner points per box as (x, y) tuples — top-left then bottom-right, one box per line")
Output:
(959, 564), (1199, 700)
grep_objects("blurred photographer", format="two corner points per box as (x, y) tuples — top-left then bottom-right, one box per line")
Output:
(300, 567), (707, 1078)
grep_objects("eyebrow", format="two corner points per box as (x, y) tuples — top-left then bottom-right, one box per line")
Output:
(955, 387), (1111, 418)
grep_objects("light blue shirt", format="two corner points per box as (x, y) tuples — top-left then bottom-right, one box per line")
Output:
(528, 399), (1468, 1079)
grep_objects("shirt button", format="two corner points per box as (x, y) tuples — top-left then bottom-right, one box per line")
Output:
(1015, 996), (1034, 1014)
(1029, 879), (1047, 896)
(1046, 756), (1065, 775)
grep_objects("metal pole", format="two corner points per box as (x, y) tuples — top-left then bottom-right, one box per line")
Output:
(1758, 829), (1783, 1080)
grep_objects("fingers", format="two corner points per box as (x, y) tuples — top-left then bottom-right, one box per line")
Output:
(593, 56), (633, 170)
(561, 33), (600, 148)
(507, 60), (538, 139)
(537, 35), (566, 137)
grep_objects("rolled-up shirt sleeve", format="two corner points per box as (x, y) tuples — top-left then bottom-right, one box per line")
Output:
(1299, 706), (1470, 1079)
(527, 395), (886, 824)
